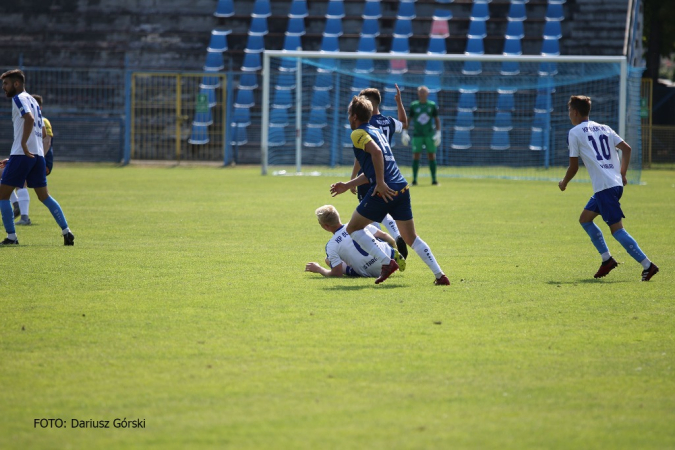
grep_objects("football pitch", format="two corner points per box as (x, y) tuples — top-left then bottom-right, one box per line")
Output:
(1, 164), (673, 449)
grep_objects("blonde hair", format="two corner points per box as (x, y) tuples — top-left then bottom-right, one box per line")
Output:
(315, 205), (341, 227)
(349, 95), (373, 123)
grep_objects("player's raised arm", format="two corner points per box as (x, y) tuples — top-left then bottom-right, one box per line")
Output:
(394, 84), (408, 129)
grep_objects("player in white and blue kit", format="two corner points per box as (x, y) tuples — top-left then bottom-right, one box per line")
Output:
(305, 205), (406, 278)
(559, 95), (658, 281)
(0, 69), (74, 246)
(352, 85), (409, 259)
(330, 96), (449, 285)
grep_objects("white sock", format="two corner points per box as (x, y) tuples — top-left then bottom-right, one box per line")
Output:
(17, 188), (30, 216)
(380, 214), (401, 240)
(411, 236), (443, 278)
(350, 228), (391, 264)
(601, 252), (611, 262)
(62, 227), (71, 236)
(9, 190), (18, 204)
(639, 257), (651, 270)
(8, 233), (17, 240)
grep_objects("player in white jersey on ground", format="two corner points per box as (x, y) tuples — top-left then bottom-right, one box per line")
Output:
(305, 205), (406, 278)
(350, 85), (409, 258)
(559, 95), (658, 281)
(0, 69), (74, 246)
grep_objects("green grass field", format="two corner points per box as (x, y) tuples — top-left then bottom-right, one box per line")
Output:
(1, 165), (673, 449)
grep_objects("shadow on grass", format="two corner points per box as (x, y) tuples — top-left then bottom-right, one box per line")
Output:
(547, 279), (631, 285)
(321, 283), (405, 291)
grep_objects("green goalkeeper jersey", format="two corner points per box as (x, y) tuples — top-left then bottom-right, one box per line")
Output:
(409, 100), (438, 137)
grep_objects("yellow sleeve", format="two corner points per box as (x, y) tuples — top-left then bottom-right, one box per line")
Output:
(350, 129), (372, 150)
(43, 118), (53, 137)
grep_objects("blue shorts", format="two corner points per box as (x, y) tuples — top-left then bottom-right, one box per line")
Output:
(356, 184), (413, 223)
(357, 183), (369, 202)
(585, 186), (625, 226)
(0, 155), (48, 188)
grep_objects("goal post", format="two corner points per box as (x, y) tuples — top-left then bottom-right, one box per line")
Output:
(261, 50), (639, 184)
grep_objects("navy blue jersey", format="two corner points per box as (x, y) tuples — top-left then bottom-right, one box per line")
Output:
(369, 114), (402, 145)
(351, 124), (407, 190)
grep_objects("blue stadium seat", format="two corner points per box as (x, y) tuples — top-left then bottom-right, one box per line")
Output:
(361, 18), (380, 37)
(386, 73), (406, 91)
(207, 29), (231, 52)
(249, 16), (268, 36)
(269, 126), (287, 147)
(326, 0), (345, 19)
(508, 2), (526, 21)
(541, 37), (560, 56)
(493, 111), (513, 130)
(501, 37), (521, 75)
(496, 91), (515, 111)
(275, 73), (296, 90)
(452, 129), (472, 150)
(320, 35), (340, 52)
(324, 17), (343, 37)
(270, 107), (289, 127)
(351, 75), (369, 93)
(490, 130), (510, 150)
(283, 33), (302, 52)
(311, 89), (332, 109)
(467, 19), (487, 39)
(380, 93), (398, 113)
(534, 93), (552, 113)
(204, 50), (224, 71)
(529, 128), (544, 151)
(355, 58), (374, 73)
(214, 0), (234, 18)
(363, 1), (382, 19)
(200, 73), (220, 90)
(398, 1), (416, 19)
(423, 73), (442, 93)
(458, 91), (477, 112)
(470, 2), (490, 20)
(287, 17), (306, 36)
(189, 124), (209, 145)
(463, 59), (482, 76)
(245, 33), (265, 53)
(342, 124), (353, 147)
(465, 37), (484, 54)
(272, 89), (293, 108)
(241, 52), (262, 71)
(532, 111), (548, 130)
(308, 108), (328, 128)
(436, 0), (454, 4)
(234, 89), (254, 108)
(427, 36), (447, 54)
(546, 3), (564, 21)
(505, 20), (524, 39)
(203, 87), (217, 107)
(193, 108), (213, 126)
(289, 0), (308, 18)
(455, 110), (475, 130)
(238, 73), (257, 90)
(427, 91), (439, 105)
(230, 125), (248, 146)
(394, 18), (413, 37)
(543, 20), (562, 39)
(391, 35), (410, 53)
(539, 62), (557, 76)
(357, 35), (376, 53)
(252, 0), (271, 18)
(232, 106), (251, 127)
(314, 73), (334, 91)
(425, 60), (443, 75)
(304, 127), (324, 147)
(433, 9), (453, 20)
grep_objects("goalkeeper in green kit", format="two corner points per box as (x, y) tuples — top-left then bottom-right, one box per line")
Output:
(401, 86), (441, 185)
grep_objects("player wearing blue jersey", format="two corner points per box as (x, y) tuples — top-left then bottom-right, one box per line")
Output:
(559, 95), (658, 281)
(0, 69), (74, 246)
(330, 95), (449, 285)
(351, 85), (408, 258)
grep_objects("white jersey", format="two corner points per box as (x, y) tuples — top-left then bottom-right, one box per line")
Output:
(325, 224), (392, 277)
(568, 120), (624, 193)
(11, 91), (44, 157)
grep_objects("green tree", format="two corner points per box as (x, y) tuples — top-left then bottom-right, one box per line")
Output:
(643, 0), (675, 82)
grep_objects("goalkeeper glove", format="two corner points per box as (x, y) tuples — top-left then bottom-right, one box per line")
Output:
(401, 130), (410, 146)
(433, 130), (442, 147)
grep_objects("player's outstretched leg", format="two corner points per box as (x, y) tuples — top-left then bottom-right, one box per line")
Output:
(41, 195), (74, 246)
(410, 236), (448, 285)
(580, 221), (616, 278)
(381, 214), (407, 259)
(9, 190), (20, 218)
(393, 249), (406, 272)
(612, 228), (656, 281)
(0, 199), (18, 245)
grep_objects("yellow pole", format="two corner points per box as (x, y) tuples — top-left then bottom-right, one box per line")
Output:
(176, 74), (182, 162)
(131, 73), (136, 159)
(222, 74), (227, 161)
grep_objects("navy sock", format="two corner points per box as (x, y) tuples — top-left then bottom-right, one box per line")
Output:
(41, 196), (69, 230)
(580, 222), (609, 257)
